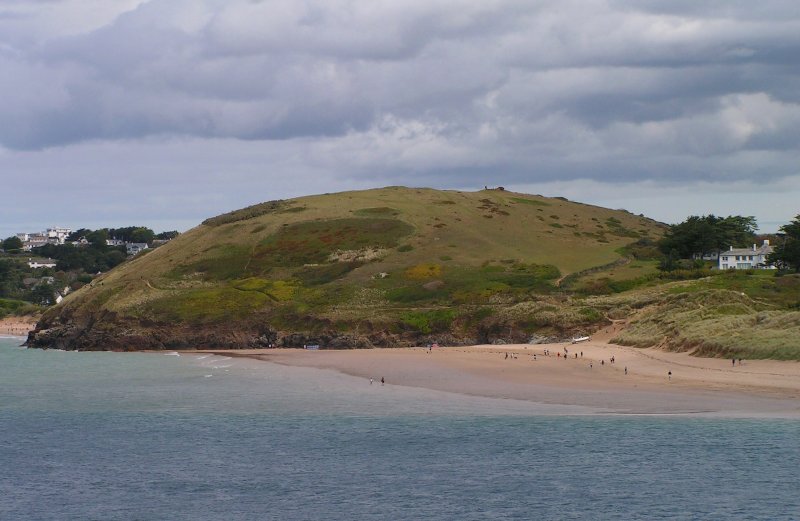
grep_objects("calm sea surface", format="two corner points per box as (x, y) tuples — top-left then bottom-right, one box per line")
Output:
(1, 337), (798, 520)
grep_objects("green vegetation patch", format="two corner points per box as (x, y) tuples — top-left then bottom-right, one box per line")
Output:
(381, 262), (560, 304)
(294, 262), (361, 286)
(670, 270), (800, 308)
(510, 197), (550, 207)
(203, 200), (287, 226)
(170, 244), (252, 280)
(254, 218), (414, 268)
(604, 217), (640, 238)
(231, 278), (298, 301)
(146, 287), (269, 324)
(0, 298), (40, 318)
(278, 206), (308, 214)
(400, 309), (458, 334)
(353, 207), (400, 217)
(613, 289), (800, 359)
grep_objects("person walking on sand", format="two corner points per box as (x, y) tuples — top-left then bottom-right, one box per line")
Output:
(381, 377), (385, 386)
(732, 358), (735, 366)
(370, 378), (373, 385)
(624, 366), (627, 375)
(668, 371), (672, 381)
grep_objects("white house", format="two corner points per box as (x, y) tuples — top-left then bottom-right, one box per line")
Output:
(126, 243), (149, 256)
(16, 227), (71, 251)
(27, 258), (58, 269)
(718, 240), (774, 270)
(46, 227), (72, 244)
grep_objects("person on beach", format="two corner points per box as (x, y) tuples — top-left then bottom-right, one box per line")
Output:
(370, 378), (373, 385)
(381, 377), (385, 386)
(624, 366), (628, 375)
(732, 358), (735, 366)
(668, 371), (672, 380)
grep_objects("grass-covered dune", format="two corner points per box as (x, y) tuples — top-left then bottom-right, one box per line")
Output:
(612, 272), (800, 360)
(29, 186), (665, 350)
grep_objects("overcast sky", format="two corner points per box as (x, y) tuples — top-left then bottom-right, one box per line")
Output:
(2, 0), (799, 237)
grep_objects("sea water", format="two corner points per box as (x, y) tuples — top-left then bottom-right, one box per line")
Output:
(1, 338), (798, 520)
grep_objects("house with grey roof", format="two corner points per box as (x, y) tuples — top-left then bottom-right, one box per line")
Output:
(718, 240), (774, 270)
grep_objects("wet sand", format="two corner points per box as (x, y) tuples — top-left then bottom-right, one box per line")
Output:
(194, 339), (800, 417)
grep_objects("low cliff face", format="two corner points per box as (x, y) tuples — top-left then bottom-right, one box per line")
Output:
(27, 187), (657, 351)
(27, 311), (592, 351)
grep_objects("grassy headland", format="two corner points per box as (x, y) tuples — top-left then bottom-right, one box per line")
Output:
(27, 187), (800, 359)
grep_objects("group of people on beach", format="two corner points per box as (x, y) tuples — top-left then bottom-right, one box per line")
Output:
(504, 346), (635, 377)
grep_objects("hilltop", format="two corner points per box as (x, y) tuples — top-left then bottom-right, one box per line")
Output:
(27, 187), (666, 350)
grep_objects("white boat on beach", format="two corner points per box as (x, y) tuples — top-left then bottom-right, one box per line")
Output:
(571, 336), (590, 344)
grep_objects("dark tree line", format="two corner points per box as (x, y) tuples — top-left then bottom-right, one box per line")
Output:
(0, 258), (60, 304)
(658, 215), (757, 259)
(768, 215), (800, 272)
(1, 236), (23, 252)
(32, 243), (128, 273)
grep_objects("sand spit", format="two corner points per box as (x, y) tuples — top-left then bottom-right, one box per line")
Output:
(193, 339), (800, 417)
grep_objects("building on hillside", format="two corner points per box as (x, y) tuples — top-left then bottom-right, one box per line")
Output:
(46, 227), (72, 243)
(16, 227), (72, 251)
(718, 240), (774, 270)
(126, 243), (149, 256)
(28, 258), (58, 269)
(106, 238), (126, 247)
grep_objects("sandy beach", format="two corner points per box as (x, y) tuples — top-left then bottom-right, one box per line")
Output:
(195, 335), (800, 417)
(0, 316), (37, 337)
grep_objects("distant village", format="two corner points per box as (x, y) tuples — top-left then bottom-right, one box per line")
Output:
(1, 225), (177, 308)
(15, 226), (171, 269)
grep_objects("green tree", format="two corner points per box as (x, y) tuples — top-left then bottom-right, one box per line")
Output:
(768, 215), (800, 272)
(156, 230), (179, 240)
(67, 228), (92, 241)
(86, 229), (109, 249)
(29, 282), (55, 305)
(2, 236), (23, 252)
(129, 227), (155, 244)
(659, 215), (757, 260)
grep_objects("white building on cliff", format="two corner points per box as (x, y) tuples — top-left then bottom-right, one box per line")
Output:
(718, 240), (774, 270)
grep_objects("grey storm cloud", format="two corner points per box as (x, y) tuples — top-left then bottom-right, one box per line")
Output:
(1, 0), (800, 189)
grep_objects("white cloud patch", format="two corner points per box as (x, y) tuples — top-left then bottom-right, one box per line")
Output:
(0, 0), (799, 235)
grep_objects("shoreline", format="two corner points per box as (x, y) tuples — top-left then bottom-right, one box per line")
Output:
(0, 317), (37, 337)
(191, 340), (800, 417)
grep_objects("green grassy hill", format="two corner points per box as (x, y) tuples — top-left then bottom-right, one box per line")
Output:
(29, 187), (665, 350)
